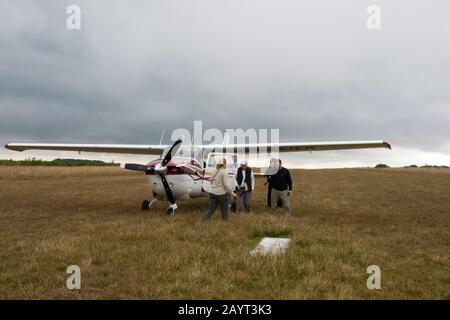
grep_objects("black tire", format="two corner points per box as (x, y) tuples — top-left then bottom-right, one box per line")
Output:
(141, 200), (150, 211)
(166, 207), (175, 216)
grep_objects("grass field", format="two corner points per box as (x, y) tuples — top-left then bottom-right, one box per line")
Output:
(0, 166), (449, 299)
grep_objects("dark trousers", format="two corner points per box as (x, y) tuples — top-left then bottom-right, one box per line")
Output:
(203, 193), (229, 221)
(236, 190), (252, 212)
(267, 186), (283, 208)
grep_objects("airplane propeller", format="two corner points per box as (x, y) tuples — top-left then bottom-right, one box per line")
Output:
(154, 138), (183, 208)
(160, 175), (175, 205)
(161, 138), (183, 167)
(120, 138), (183, 214)
(121, 163), (154, 172)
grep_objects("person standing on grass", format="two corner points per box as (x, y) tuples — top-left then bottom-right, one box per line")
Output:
(265, 158), (282, 208)
(234, 160), (255, 213)
(270, 159), (293, 215)
(203, 158), (236, 222)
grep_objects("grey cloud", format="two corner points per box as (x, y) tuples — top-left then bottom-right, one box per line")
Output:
(1, 0), (449, 159)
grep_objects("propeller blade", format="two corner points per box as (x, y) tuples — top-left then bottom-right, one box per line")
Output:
(120, 163), (154, 172)
(160, 175), (176, 204)
(161, 138), (183, 166)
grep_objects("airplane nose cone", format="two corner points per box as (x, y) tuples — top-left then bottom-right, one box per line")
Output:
(154, 163), (167, 175)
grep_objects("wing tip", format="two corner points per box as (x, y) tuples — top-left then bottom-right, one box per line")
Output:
(5, 143), (25, 152)
(382, 141), (392, 149)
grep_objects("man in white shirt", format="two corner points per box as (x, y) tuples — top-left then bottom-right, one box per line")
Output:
(234, 160), (255, 213)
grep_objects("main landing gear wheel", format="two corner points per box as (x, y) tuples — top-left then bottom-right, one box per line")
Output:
(141, 199), (158, 211)
(141, 200), (150, 211)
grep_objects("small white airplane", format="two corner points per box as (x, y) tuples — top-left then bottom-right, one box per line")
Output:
(5, 138), (391, 215)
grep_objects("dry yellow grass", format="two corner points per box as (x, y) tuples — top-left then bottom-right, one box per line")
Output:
(0, 166), (449, 299)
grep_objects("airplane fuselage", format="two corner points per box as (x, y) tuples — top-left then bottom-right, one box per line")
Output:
(145, 157), (234, 202)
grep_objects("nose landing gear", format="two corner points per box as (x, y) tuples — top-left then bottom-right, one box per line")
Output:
(166, 203), (177, 216)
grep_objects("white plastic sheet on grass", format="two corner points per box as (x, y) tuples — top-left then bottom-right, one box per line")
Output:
(250, 237), (291, 256)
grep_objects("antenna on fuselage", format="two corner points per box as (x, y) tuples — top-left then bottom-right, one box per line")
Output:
(223, 129), (232, 145)
(159, 129), (165, 145)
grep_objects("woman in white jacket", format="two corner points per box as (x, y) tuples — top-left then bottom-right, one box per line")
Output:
(202, 158), (236, 221)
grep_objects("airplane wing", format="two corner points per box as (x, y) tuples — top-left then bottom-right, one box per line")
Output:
(201, 140), (391, 153)
(5, 140), (391, 156)
(4, 143), (168, 156)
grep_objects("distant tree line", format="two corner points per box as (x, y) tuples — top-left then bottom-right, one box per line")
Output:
(375, 164), (449, 169)
(0, 158), (119, 167)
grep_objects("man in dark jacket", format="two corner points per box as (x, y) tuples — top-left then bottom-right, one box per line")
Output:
(234, 161), (255, 212)
(265, 158), (282, 208)
(266, 172), (283, 208)
(270, 159), (292, 215)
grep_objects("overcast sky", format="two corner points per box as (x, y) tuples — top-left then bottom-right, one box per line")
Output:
(1, 1), (449, 168)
